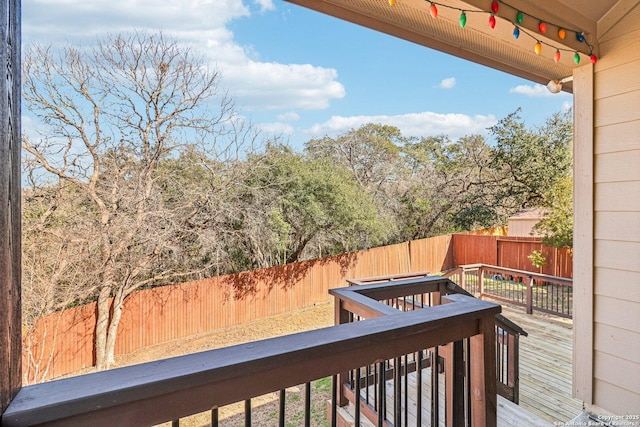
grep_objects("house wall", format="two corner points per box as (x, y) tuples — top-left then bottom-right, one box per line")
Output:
(507, 219), (541, 237)
(578, 2), (640, 415)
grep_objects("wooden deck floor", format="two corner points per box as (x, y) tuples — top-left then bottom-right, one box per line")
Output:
(500, 304), (583, 424)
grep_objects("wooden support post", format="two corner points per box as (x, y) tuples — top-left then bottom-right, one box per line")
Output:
(470, 317), (497, 427)
(433, 283), (443, 306)
(478, 267), (485, 297)
(459, 268), (466, 290)
(444, 341), (465, 427)
(526, 276), (534, 315)
(334, 299), (350, 407)
(507, 333), (520, 404)
(0, 0), (22, 415)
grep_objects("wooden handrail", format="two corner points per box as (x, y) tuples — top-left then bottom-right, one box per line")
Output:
(459, 264), (572, 286)
(2, 294), (499, 427)
(446, 264), (573, 318)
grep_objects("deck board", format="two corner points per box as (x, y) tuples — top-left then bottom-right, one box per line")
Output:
(501, 305), (583, 424)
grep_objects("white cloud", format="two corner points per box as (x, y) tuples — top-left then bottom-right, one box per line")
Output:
(22, 0), (344, 113)
(437, 77), (456, 89)
(306, 111), (497, 140)
(561, 101), (573, 111)
(277, 112), (301, 121)
(223, 62), (345, 110)
(253, 0), (275, 12)
(258, 121), (295, 136)
(509, 84), (571, 98)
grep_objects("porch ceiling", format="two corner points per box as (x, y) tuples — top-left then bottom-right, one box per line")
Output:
(284, 0), (627, 93)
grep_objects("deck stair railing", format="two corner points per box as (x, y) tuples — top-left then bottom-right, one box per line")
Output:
(2, 277), (499, 427)
(444, 264), (573, 318)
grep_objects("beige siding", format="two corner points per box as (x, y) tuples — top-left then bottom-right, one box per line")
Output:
(589, 1), (640, 415)
(507, 220), (540, 237)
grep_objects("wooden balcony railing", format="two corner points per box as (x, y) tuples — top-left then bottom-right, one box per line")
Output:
(445, 264), (573, 318)
(333, 276), (523, 426)
(2, 278), (500, 427)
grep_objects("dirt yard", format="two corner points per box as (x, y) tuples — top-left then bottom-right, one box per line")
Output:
(113, 302), (335, 427)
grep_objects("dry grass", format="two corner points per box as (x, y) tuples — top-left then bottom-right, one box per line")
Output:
(110, 302), (335, 427)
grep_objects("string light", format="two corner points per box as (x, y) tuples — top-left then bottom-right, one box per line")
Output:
(538, 21), (547, 34)
(534, 42), (542, 55)
(409, 0), (597, 63)
(429, 2), (438, 18)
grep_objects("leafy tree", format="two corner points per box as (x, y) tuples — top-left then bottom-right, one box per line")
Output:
(532, 176), (573, 249)
(398, 134), (502, 238)
(231, 145), (389, 268)
(22, 32), (252, 369)
(305, 123), (405, 195)
(489, 109), (573, 210)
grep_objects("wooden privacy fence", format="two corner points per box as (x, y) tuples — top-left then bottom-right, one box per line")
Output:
(23, 235), (454, 383)
(452, 234), (573, 278)
(22, 232), (570, 383)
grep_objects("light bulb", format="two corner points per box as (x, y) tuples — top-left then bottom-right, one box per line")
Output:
(516, 11), (524, 24)
(539, 21), (547, 33)
(430, 3), (438, 18)
(513, 26), (520, 39)
(590, 54), (598, 64)
(534, 42), (542, 55)
(459, 11), (467, 28)
(491, 1), (499, 13)
(558, 28), (566, 39)
(489, 14), (496, 29)
(576, 32), (585, 42)
(554, 50), (561, 63)
(547, 80), (562, 94)
(574, 52), (581, 64)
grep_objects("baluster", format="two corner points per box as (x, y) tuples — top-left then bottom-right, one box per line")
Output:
(211, 407), (219, 427)
(304, 382), (311, 427)
(245, 399), (251, 426)
(279, 389), (285, 427)
(355, 367), (361, 426)
(331, 375), (338, 427)
(431, 346), (439, 425)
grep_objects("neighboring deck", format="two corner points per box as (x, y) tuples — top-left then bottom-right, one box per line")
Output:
(500, 304), (583, 424)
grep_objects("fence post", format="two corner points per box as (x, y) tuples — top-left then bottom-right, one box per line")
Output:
(526, 276), (534, 315)
(459, 268), (466, 290)
(478, 267), (485, 297)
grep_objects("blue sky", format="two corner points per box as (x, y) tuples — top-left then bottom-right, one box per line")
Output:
(22, 0), (572, 150)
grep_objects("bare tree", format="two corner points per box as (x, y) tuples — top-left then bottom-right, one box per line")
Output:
(22, 31), (253, 369)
